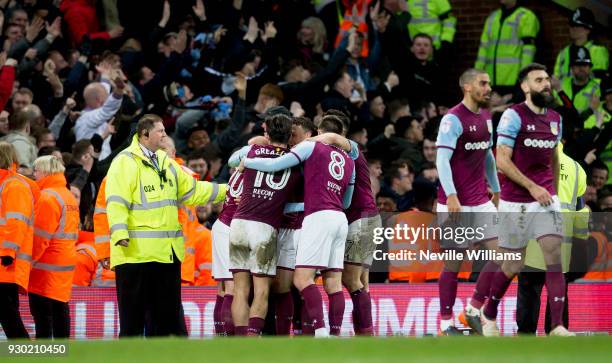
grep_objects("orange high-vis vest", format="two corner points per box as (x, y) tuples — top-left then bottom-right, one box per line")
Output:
(93, 177), (110, 260)
(581, 231), (611, 282)
(180, 204), (199, 285)
(30, 173), (79, 302)
(335, 0), (371, 58)
(193, 224), (214, 286)
(73, 231), (97, 286)
(0, 169), (35, 293)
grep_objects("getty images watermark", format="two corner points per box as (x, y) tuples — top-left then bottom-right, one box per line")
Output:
(371, 222), (522, 263)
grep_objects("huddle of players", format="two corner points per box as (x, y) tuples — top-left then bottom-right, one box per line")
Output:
(211, 110), (381, 337)
(435, 64), (574, 337)
(210, 62), (575, 338)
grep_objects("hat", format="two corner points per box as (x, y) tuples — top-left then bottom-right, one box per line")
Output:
(570, 7), (595, 29)
(570, 46), (592, 66)
(257, 105), (291, 119)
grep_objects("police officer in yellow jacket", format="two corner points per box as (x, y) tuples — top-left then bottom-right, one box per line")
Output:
(553, 7), (609, 82)
(106, 114), (227, 337)
(555, 46), (601, 117)
(475, 0), (539, 92)
(516, 143), (589, 334)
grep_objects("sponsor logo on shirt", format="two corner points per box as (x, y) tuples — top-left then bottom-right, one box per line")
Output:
(464, 141), (490, 150)
(523, 138), (556, 149)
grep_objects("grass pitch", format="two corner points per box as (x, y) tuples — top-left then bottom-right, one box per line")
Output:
(16, 336), (611, 363)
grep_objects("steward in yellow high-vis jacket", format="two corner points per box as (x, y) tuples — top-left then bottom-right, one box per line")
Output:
(106, 114), (227, 337)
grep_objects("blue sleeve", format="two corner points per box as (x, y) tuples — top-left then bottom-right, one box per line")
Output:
(485, 149), (500, 193)
(228, 145), (251, 167)
(557, 116), (563, 144)
(436, 114), (463, 150)
(436, 148), (456, 196)
(284, 202), (304, 213)
(348, 140), (360, 160)
(342, 167), (356, 209)
(244, 141), (315, 172)
(497, 109), (522, 148)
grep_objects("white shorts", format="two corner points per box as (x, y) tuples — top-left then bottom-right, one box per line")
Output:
(436, 201), (498, 249)
(345, 215), (382, 267)
(212, 219), (232, 281)
(296, 210), (348, 271)
(498, 196), (564, 250)
(229, 219), (278, 276)
(277, 228), (300, 270)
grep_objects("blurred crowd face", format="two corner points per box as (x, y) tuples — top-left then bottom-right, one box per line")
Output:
(351, 129), (368, 146)
(410, 36), (433, 62)
(377, 196), (396, 212)
(335, 72), (354, 99)
(368, 160), (382, 179)
(466, 73), (492, 108)
(591, 168), (608, 190)
(369, 96), (386, 119)
(187, 130), (210, 150)
(187, 158), (208, 180)
(5, 24), (23, 43)
(422, 138), (437, 162)
(299, 26), (314, 45)
(37, 132), (56, 148)
(421, 167), (439, 183)
(571, 64), (591, 84)
(70, 185), (81, 204)
(599, 195), (612, 210)
(12, 92), (32, 113)
(394, 165), (414, 194)
(406, 119), (424, 143)
(10, 10), (28, 28)
(569, 25), (589, 42)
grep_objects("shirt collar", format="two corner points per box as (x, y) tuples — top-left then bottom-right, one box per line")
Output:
(139, 143), (157, 159)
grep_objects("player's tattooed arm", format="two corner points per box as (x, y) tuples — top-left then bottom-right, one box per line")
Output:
(342, 166), (357, 209)
(553, 146), (560, 194)
(228, 145), (251, 167)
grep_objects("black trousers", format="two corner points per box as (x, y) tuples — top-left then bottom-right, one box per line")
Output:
(516, 270), (569, 335)
(115, 251), (187, 337)
(0, 283), (29, 339)
(28, 293), (70, 339)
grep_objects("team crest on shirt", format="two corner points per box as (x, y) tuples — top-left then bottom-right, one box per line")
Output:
(486, 119), (492, 133)
(550, 122), (559, 136)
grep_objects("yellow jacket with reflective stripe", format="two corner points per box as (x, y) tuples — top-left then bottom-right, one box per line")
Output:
(525, 144), (588, 272)
(559, 76), (601, 114)
(554, 41), (609, 81)
(407, 0), (456, 49)
(475, 6), (539, 87)
(585, 106), (612, 183)
(106, 135), (227, 269)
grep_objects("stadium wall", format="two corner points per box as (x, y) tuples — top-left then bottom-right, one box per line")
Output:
(1, 283), (611, 339)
